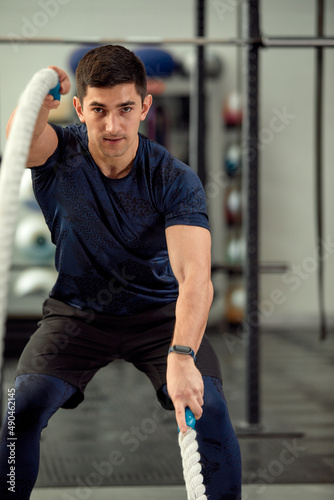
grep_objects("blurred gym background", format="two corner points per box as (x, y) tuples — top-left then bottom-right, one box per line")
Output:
(0, 0), (333, 498)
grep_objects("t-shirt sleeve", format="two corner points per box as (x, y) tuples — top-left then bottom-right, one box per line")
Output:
(30, 124), (86, 194)
(30, 124), (67, 172)
(163, 166), (210, 231)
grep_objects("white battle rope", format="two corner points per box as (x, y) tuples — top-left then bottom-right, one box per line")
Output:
(0, 68), (59, 386)
(178, 409), (207, 500)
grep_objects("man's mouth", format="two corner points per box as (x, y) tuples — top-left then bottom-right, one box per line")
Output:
(103, 137), (123, 144)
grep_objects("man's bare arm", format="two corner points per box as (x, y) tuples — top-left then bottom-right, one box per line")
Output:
(165, 224), (214, 433)
(6, 66), (71, 167)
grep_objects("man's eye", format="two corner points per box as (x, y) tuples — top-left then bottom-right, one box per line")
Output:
(94, 108), (104, 113)
(122, 107), (132, 113)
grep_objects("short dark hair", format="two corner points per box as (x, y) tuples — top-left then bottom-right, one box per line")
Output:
(76, 45), (147, 104)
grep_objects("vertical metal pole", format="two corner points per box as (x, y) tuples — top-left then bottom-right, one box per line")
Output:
(195, 0), (206, 186)
(315, 0), (326, 340)
(242, 0), (261, 427)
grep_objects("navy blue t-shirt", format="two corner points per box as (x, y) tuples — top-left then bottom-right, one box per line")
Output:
(31, 124), (209, 315)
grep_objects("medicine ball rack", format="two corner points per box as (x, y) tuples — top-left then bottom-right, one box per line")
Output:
(0, 0), (333, 429)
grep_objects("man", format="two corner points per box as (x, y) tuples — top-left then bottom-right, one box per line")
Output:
(0, 45), (241, 499)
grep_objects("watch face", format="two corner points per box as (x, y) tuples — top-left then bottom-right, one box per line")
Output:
(174, 345), (192, 354)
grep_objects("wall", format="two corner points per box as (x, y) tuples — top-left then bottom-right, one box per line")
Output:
(0, 0), (333, 327)
(260, 0), (334, 328)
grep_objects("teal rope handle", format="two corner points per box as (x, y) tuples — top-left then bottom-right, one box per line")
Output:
(185, 408), (196, 430)
(49, 81), (61, 100)
(178, 407), (196, 432)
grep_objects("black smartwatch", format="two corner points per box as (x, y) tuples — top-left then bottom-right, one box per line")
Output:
(168, 345), (196, 362)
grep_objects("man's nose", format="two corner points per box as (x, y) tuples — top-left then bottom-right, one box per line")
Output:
(105, 113), (120, 135)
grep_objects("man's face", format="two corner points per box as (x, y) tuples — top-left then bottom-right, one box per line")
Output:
(74, 83), (151, 171)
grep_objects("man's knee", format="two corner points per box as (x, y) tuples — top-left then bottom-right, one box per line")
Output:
(11, 374), (75, 431)
(202, 376), (228, 421)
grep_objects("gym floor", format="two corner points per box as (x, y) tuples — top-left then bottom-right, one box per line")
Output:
(3, 324), (334, 499)
(28, 484), (334, 500)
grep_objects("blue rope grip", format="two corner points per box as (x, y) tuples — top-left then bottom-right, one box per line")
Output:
(179, 407), (196, 432)
(185, 407), (196, 429)
(49, 81), (61, 101)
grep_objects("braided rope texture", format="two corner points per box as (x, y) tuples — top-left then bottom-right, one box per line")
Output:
(179, 427), (207, 500)
(0, 68), (58, 384)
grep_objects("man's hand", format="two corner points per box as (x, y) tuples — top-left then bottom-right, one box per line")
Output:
(166, 353), (204, 434)
(42, 66), (71, 111)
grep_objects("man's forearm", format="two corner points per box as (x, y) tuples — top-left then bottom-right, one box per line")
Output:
(31, 105), (52, 141)
(6, 66), (70, 167)
(172, 276), (214, 353)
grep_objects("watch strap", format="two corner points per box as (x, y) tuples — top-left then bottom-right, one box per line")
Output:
(168, 345), (196, 362)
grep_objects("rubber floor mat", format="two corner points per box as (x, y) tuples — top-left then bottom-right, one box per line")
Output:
(2, 354), (334, 487)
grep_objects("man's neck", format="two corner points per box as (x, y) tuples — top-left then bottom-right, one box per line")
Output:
(88, 135), (139, 179)
(97, 159), (135, 179)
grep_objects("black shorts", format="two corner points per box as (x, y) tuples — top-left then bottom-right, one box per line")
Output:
(16, 298), (222, 409)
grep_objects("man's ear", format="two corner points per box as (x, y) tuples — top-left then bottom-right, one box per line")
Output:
(140, 94), (153, 122)
(73, 96), (85, 123)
